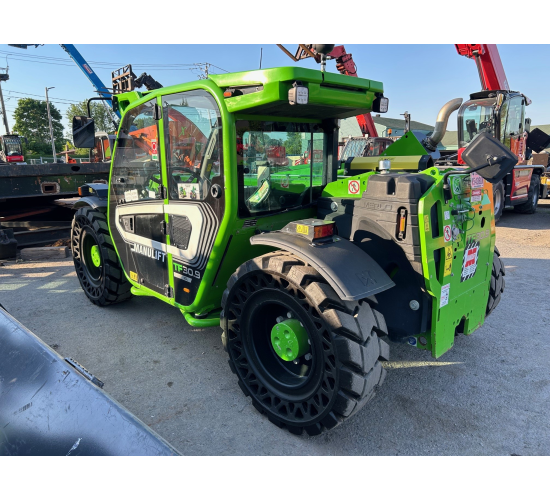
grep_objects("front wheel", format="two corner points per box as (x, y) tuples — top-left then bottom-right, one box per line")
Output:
(220, 251), (389, 436)
(514, 174), (540, 214)
(71, 206), (132, 306)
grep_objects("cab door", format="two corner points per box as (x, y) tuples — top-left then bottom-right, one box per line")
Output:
(108, 97), (170, 297)
(160, 89), (225, 306)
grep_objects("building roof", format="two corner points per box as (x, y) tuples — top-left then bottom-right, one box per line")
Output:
(371, 115), (434, 131)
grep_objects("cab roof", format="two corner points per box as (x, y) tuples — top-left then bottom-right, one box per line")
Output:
(116, 66), (384, 121)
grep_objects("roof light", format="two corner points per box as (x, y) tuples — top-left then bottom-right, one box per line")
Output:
(288, 81), (308, 105)
(373, 95), (389, 114)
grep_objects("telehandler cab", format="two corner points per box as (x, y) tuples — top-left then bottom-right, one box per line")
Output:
(71, 64), (513, 435)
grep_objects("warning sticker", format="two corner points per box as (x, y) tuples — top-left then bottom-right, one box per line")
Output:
(348, 179), (360, 195)
(424, 215), (430, 232)
(443, 225), (452, 242)
(130, 271), (138, 281)
(452, 177), (463, 194)
(444, 211), (450, 221)
(151, 140), (157, 155)
(470, 172), (485, 189)
(440, 283), (450, 308)
(444, 246), (453, 277)
(280, 175), (290, 189)
(461, 238), (480, 282)
(471, 188), (482, 204)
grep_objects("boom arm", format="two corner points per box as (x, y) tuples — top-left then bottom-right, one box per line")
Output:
(455, 44), (509, 91)
(60, 44), (120, 118)
(327, 45), (378, 137)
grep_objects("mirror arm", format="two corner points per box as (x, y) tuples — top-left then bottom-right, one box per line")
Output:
(442, 155), (507, 201)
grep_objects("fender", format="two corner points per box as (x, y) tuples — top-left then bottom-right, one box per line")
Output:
(73, 182), (108, 210)
(250, 231), (394, 301)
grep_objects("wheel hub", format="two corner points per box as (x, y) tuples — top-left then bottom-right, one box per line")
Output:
(90, 244), (101, 268)
(271, 318), (309, 362)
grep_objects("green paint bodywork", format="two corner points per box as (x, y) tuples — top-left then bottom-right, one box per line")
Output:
(97, 65), (498, 356)
(271, 318), (310, 361)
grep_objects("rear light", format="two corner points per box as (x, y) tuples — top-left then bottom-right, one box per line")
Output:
(313, 224), (334, 239)
(397, 208), (407, 240)
(282, 219), (335, 242)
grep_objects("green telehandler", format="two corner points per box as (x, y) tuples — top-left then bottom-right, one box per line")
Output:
(70, 61), (513, 436)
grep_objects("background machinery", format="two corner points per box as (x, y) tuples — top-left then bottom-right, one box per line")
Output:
(68, 52), (513, 436)
(451, 44), (550, 220)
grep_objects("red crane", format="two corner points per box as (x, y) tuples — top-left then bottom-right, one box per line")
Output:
(455, 44), (509, 91)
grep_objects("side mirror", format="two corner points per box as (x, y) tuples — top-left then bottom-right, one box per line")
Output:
(72, 116), (95, 149)
(527, 127), (550, 153)
(461, 132), (517, 184)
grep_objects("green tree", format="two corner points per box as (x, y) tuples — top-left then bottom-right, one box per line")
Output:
(12, 98), (65, 155)
(66, 100), (117, 136)
(284, 132), (303, 155)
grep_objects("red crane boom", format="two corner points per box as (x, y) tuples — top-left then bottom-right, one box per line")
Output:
(327, 45), (378, 137)
(455, 44), (510, 91)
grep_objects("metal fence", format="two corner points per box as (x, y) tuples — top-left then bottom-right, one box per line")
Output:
(28, 157), (89, 165)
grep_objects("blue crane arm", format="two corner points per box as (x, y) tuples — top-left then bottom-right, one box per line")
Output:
(60, 44), (120, 118)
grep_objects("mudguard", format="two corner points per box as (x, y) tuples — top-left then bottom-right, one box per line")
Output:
(250, 231), (394, 301)
(0, 308), (180, 456)
(73, 182), (108, 210)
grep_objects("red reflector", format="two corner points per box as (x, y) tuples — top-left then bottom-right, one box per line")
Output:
(313, 224), (334, 239)
(223, 91), (232, 97)
(78, 187), (83, 196)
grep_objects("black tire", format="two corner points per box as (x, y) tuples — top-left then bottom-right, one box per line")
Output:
(493, 181), (505, 223)
(71, 206), (132, 306)
(514, 174), (540, 214)
(486, 246), (505, 316)
(220, 251), (389, 436)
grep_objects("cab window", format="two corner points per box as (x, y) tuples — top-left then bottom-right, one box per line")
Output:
(236, 120), (326, 217)
(161, 90), (222, 201)
(110, 99), (161, 203)
(503, 97), (525, 148)
(459, 98), (496, 147)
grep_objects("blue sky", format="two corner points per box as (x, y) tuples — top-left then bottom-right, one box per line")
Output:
(1, 44), (550, 135)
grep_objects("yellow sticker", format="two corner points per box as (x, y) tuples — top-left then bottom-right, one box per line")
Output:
(296, 224), (309, 235)
(443, 246), (453, 277)
(424, 215), (430, 232)
(130, 271), (138, 281)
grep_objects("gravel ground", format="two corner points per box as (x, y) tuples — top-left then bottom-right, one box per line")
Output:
(1, 199), (549, 455)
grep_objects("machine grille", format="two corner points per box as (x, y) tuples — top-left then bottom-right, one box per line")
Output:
(169, 215), (192, 250)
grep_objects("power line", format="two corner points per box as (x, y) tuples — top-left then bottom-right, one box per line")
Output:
(4, 90), (81, 103)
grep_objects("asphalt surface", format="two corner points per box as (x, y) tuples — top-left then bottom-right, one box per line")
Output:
(1, 199), (549, 455)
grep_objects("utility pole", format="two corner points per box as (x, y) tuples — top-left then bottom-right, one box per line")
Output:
(0, 67), (10, 134)
(45, 86), (56, 162)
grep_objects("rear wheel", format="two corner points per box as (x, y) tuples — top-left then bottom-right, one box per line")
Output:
(493, 181), (505, 223)
(71, 206), (132, 306)
(514, 174), (540, 214)
(486, 246), (505, 316)
(220, 251), (389, 435)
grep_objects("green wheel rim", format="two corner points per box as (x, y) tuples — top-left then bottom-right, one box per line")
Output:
(90, 245), (101, 268)
(271, 318), (309, 362)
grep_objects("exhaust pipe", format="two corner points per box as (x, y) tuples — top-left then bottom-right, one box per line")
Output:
(423, 98), (463, 151)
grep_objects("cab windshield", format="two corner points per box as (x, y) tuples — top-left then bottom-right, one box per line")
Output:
(458, 98), (497, 147)
(236, 120), (326, 217)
